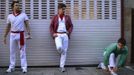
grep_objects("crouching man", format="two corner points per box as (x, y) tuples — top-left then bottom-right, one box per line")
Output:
(98, 38), (128, 75)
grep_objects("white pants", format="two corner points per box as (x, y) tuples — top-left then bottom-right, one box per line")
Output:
(55, 33), (68, 68)
(109, 53), (116, 67)
(9, 33), (27, 69)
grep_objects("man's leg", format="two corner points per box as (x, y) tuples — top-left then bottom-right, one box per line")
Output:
(60, 34), (68, 72)
(55, 35), (62, 53)
(18, 39), (27, 73)
(7, 35), (17, 72)
(109, 53), (116, 68)
(109, 53), (118, 75)
(20, 45), (27, 73)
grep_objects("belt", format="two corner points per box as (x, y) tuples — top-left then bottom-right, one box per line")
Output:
(57, 32), (66, 34)
(11, 31), (24, 33)
(11, 31), (24, 50)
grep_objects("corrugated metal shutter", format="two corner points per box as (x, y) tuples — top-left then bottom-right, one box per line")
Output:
(0, 0), (121, 66)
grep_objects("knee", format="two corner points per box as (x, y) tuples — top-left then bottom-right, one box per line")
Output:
(57, 47), (62, 51)
(62, 50), (67, 55)
(110, 53), (115, 57)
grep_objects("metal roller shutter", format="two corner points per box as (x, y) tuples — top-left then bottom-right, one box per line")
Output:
(0, 0), (121, 66)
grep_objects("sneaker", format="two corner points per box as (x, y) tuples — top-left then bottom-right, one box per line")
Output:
(97, 63), (102, 69)
(6, 68), (15, 73)
(60, 67), (65, 72)
(22, 68), (27, 73)
(99, 62), (106, 70)
(110, 71), (118, 75)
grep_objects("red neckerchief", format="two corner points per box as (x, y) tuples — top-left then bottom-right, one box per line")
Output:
(13, 10), (21, 16)
(59, 14), (64, 20)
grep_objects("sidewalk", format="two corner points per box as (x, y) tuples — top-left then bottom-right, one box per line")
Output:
(0, 67), (134, 75)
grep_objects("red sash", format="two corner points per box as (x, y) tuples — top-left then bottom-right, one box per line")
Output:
(11, 31), (24, 50)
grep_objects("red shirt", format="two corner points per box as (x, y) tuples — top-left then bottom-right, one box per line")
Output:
(50, 14), (73, 39)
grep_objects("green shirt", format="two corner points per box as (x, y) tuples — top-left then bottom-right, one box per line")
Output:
(103, 43), (128, 67)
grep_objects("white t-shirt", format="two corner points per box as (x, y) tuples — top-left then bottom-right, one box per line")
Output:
(7, 12), (29, 31)
(57, 17), (67, 32)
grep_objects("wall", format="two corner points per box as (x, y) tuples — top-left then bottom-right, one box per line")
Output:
(124, 0), (134, 64)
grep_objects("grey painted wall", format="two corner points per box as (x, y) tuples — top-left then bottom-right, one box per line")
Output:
(124, 0), (134, 64)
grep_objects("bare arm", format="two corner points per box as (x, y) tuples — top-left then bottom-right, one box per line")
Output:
(3, 23), (11, 44)
(24, 20), (32, 39)
(24, 20), (31, 35)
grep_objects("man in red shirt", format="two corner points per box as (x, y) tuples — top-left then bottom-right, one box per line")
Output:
(50, 3), (73, 72)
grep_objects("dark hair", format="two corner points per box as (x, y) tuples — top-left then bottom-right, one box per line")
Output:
(11, 1), (19, 9)
(58, 3), (66, 9)
(118, 38), (126, 45)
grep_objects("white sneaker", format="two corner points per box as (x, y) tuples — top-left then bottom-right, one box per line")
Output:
(110, 71), (118, 75)
(99, 62), (106, 70)
(60, 67), (65, 72)
(6, 68), (15, 73)
(97, 63), (102, 69)
(22, 68), (27, 73)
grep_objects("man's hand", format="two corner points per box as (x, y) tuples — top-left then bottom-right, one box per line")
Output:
(25, 35), (32, 40)
(103, 67), (109, 72)
(53, 33), (58, 37)
(113, 67), (118, 72)
(66, 32), (69, 35)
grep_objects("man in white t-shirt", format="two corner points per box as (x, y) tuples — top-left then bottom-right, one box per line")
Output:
(3, 1), (31, 73)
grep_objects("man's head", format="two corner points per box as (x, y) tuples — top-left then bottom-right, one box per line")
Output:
(58, 3), (66, 15)
(117, 38), (126, 49)
(11, 1), (20, 12)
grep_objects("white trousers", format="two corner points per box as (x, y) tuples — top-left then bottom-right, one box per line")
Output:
(9, 33), (27, 69)
(55, 33), (68, 68)
(109, 53), (116, 67)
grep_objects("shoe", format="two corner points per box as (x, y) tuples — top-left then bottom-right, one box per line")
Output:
(22, 68), (27, 73)
(60, 67), (65, 72)
(97, 63), (102, 69)
(6, 68), (15, 73)
(100, 62), (106, 70)
(110, 71), (118, 75)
